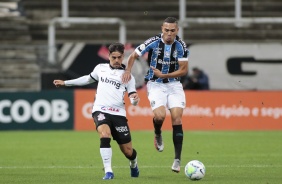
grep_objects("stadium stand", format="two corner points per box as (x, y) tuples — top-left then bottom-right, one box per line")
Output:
(0, 0), (282, 91)
(22, 0), (282, 44)
(0, 0), (40, 91)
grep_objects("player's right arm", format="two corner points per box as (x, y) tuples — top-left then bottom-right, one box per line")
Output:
(122, 35), (157, 84)
(54, 64), (100, 87)
(53, 75), (96, 87)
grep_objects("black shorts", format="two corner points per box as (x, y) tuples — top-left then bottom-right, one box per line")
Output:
(92, 111), (131, 145)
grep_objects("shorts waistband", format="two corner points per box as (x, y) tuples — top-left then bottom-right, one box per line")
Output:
(145, 79), (169, 84)
(145, 79), (179, 84)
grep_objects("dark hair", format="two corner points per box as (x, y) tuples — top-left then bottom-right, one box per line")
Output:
(108, 43), (124, 54)
(164, 17), (178, 24)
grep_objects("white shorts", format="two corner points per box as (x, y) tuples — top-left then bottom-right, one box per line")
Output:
(146, 81), (186, 110)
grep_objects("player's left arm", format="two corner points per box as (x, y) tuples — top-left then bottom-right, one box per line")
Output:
(127, 75), (140, 105)
(152, 41), (189, 78)
(151, 60), (188, 78)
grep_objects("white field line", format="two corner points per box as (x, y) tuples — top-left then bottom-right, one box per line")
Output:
(0, 165), (281, 169)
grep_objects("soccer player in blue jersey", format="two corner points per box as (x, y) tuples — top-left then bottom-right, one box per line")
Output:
(122, 17), (189, 173)
(54, 43), (140, 180)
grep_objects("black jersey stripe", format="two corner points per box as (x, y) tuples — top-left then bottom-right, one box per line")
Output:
(156, 41), (165, 71)
(176, 35), (189, 58)
(90, 73), (98, 82)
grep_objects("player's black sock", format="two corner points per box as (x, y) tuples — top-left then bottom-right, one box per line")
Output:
(153, 118), (162, 135)
(173, 125), (183, 160)
(126, 149), (138, 168)
(126, 148), (137, 160)
(100, 137), (111, 148)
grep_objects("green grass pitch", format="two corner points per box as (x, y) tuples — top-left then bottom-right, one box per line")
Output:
(1, 130), (282, 184)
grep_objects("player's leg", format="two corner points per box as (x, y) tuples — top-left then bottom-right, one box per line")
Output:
(119, 142), (139, 177)
(167, 82), (186, 173)
(93, 112), (114, 180)
(170, 107), (184, 173)
(153, 106), (166, 152)
(147, 81), (167, 152)
(111, 114), (139, 177)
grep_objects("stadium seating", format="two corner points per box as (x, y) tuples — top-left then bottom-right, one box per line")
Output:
(1, 0), (282, 91)
(0, 44), (40, 91)
(21, 0), (282, 44)
(0, 1), (40, 91)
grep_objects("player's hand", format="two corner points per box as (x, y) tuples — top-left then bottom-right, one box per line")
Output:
(53, 80), (65, 87)
(129, 93), (139, 101)
(129, 93), (140, 106)
(122, 70), (131, 84)
(150, 66), (163, 78)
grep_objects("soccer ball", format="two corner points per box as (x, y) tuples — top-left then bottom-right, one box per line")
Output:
(184, 160), (205, 180)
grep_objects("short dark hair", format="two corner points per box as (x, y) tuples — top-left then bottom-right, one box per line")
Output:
(164, 17), (178, 24)
(108, 43), (124, 54)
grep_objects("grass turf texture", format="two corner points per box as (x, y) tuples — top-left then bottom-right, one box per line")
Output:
(1, 131), (282, 184)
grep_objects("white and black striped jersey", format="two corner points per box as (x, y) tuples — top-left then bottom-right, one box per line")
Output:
(135, 33), (190, 83)
(65, 63), (137, 117)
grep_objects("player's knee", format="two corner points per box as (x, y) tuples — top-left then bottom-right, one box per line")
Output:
(153, 108), (166, 123)
(172, 117), (182, 125)
(97, 124), (112, 138)
(154, 116), (165, 124)
(99, 131), (111, 138)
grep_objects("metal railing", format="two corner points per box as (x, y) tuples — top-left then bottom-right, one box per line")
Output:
(48, 0), (126, 64)
(178, 0), (282, 40)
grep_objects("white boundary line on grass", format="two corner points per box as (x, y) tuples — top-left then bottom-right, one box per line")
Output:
(0, 165), (281, 169)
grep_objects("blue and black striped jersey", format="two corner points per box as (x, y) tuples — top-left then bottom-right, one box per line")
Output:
(135, 33), (189, 83)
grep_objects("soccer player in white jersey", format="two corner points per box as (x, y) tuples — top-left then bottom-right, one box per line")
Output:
(122, 17), (189, 173)
(53, 43), (140, 180)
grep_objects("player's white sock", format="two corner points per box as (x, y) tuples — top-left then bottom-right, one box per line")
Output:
(100, 148), (113, 173)
(130, 157), (137, 168)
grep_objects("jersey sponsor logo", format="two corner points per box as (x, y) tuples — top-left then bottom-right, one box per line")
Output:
(177, 38), (189, 53)
(115, 126), (128, 132)
(157, 59), (178, 65)
(144, 35), (160, 46)
(178, 37), (187, 49)
(100, 77), (121, 89)
(101, 106), (120, 112)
